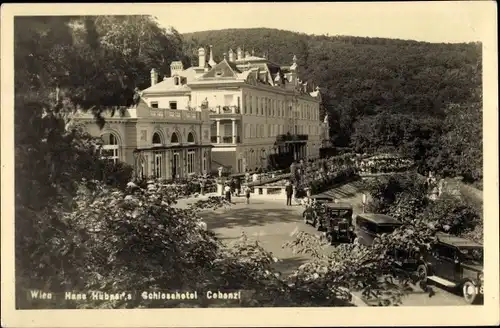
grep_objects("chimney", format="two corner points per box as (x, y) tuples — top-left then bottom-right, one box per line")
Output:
(198, 47), (206, 68)
(208, 45), (216, 67)
(170, 61), (184, 76)
(236, 47), (242, 60)
(223, 53), (227, 61)
(150, 68), (158, 86)
(245, 51), (250, 58)
(228, 49), (235, 62)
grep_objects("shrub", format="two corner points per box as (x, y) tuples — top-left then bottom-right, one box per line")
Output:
(421, 194), (481, 235)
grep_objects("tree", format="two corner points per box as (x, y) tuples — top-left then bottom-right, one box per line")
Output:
(14, 15), (186, 308)
(430, 102), (482, 182)
(186, 28), (482, 184)
(365, 173), (482, 241)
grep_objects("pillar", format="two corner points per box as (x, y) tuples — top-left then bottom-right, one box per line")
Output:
(167, 152), (171, 179)
(216, 119), (221, 143)
(232, 119), (237, 144)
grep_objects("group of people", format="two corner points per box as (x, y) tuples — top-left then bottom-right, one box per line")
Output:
(223, 177), (251, 204)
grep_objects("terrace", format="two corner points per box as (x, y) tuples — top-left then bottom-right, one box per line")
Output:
(276, 133), (309, 143)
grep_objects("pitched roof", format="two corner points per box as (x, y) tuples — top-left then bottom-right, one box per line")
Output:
(142, 67), (197, 94)
(200, 59), (241, 79)
(234, 55), (267, 62)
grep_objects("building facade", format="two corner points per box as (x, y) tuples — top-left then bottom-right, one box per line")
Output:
(74, 45), (328, 177)
(187, 47), (325, 173)
(72, 60), (214, 179)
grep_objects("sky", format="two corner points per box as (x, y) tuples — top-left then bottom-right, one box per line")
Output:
(153, 2), (493, 43)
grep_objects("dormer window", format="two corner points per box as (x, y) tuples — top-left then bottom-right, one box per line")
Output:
(174, 76), (180, 86)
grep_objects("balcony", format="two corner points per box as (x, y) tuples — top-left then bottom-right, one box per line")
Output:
(211, 135), (241, 144)
(209, 106), (241, 115)
(149, 108), (201, 121)
(276, 133), (309, 143)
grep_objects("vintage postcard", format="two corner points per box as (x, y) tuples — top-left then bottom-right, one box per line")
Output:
(1, 2), (498, 327)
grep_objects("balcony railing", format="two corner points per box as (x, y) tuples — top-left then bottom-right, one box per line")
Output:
(149, 108), (201, 120)
(276, 133), (309, 142)
(209, 106), (241, 115)
(210, 135), (241, 144)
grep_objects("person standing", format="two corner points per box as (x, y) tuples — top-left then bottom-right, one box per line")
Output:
(244, 184), (251, 204)
(285, 180), (294, 206)
(230, 178), (236, 196)
(235, 178), (241, 196)
(224, 183), (232, 203)
(200, 178), (206, 195)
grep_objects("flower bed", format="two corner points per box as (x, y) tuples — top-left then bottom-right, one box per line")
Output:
(356, 154), (414, 174)
(292, 154), (359, 197)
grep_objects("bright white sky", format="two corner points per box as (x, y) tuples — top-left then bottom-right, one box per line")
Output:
(154, 2), (493, 43)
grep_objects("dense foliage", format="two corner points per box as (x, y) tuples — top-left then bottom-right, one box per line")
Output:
(14, 17), (483, 310)
(185, 28), (482, 183)
(365, 173), (482, 242)
(14, 16), (188, 307)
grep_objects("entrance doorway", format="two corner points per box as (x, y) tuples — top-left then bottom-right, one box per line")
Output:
(172, 151), (180, 179)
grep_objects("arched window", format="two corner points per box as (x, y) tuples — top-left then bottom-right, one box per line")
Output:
(171, 132), (179, 144)
(101, 132), (119, 163)
(187, 132), (195, 143)
(152, 132), (162, 146)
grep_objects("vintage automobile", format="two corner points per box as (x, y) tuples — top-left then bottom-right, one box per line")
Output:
(416, 233), (483, 304)
(302, 194), (335, 227)
(322, 203), (355, 244)
(353, 213), (420, 270)
(353, 213), (403, 246)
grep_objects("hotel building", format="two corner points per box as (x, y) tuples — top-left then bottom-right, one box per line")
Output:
(73, 45), (329, 178)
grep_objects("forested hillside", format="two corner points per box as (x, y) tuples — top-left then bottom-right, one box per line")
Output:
(184, 28), (483, 183)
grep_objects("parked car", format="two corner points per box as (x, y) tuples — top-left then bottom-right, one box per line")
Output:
(322, 203), (355, 244)
(353, 213), (420, 270)
(302, 194), (335, 226)
(353, 213), (403, 246)
(416, 233), (483, 304)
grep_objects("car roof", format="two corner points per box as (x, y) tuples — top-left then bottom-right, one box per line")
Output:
(324, 202), (353, 209)
(356, 213), (402, 225)
(436, 233), (483, 248)
(310, 194), (334, 199)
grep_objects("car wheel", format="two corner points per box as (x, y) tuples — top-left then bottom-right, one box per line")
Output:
(416, 264), (428, 282)
(462, 281), (478, 304)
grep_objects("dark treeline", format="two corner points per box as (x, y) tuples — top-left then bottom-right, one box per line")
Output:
(13, 16), (483, 310)
(184, 28), (482, 184)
